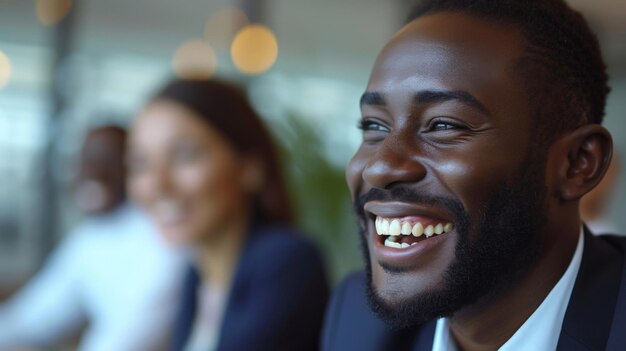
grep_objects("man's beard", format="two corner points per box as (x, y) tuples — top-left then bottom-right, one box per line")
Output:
(356, 156), (547, 330)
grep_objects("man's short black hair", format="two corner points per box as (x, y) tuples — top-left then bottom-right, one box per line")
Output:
(408, 0), (610, 146)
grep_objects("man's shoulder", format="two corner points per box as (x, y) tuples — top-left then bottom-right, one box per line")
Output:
(596, 233), (626, 252)
(595, 234), (626, 350)
(558, 231), (626, 350)
(72, 203), (152, 238)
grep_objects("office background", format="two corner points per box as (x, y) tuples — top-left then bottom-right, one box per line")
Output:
(0, 0), (624, 288)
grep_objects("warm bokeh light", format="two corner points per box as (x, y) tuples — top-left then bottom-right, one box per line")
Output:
(204, 7), (249, 52)
(231, 25), (278, 75)
(36, 0), (72, 26)
(0, 51), (12, 89)
(172, 40), (218, 79)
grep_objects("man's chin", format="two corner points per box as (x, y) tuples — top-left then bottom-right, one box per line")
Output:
(366, 280), (447, 330)
(361, 241), (457, 329)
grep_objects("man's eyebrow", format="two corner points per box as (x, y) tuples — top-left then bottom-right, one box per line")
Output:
(360, 92), (385, 107)
(415, 90), (490, 115)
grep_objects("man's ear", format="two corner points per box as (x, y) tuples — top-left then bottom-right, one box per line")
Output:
(550, 124), (613, 201)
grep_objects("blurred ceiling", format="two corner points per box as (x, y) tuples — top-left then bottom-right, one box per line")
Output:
(0, 0), (624, 81)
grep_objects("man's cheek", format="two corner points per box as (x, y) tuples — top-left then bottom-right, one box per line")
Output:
(346, 151), (369, 198)
(431, 157), (504, 211)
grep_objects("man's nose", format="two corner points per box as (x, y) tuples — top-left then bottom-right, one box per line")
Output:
(362, 138), (427, 189)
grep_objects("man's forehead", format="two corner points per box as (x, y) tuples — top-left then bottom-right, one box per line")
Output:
(364, 11), (527, 111)
(392, 12), (525, 54)
(370, 12), (524, 78)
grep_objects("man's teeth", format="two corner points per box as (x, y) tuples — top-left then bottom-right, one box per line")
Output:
(377, 218), (388, 235)
(435, 223), (443, 235)
(424, 225), (434, 237)
(401, 222), (412, 235)
(412, 223), (424, 236)
(375, 217), (454, 245)
(384, 235), (412, 249)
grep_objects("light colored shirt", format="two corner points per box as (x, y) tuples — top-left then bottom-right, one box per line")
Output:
(0, 203), (188, 351)
(433, 228), (584, 351)
(183, 284), (228, 351)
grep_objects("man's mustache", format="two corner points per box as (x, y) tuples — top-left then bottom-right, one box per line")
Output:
(354, 186), (467, 224)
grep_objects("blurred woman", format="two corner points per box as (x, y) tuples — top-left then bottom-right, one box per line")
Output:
(127, 78), (328, 351)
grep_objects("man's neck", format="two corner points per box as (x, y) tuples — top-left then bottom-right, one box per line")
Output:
(448, 220), (580, 351)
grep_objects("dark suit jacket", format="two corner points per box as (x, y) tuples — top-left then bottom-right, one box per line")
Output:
(174, 226), (329, 351)
(323, 228), (626, 351)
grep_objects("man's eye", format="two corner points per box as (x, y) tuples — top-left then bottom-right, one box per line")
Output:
(428, 119), (466, 131)
(432, 122), (456, 130)
(358, 119), (389, 132)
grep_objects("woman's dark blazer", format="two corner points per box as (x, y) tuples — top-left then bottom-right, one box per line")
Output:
(173, 226), (329, 351)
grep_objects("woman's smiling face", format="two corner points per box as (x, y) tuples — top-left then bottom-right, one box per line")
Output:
(128, 99), (251, 246)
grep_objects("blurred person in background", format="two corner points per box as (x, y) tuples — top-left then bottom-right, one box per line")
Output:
(581, 152), (621, 234)
(128, 78), (329, 351)
(0, 125), (187, 351)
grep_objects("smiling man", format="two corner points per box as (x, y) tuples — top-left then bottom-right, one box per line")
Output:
(322, 1), (626, 350)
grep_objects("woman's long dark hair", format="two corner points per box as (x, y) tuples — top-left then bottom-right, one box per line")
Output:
(153, 78), (293, 226)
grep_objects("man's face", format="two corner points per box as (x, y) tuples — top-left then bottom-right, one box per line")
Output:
(347, 12), (548, 327)
(75, 129), (127, 214)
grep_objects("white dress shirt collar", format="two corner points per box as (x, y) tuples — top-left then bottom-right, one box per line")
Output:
(432, 228), (584, 351)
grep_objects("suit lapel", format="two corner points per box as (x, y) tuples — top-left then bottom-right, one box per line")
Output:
(606, 257), (626, 350)
(556, 228), (624, 351)
(412, 320), (436, 351)
(604, 235), (626, 350)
